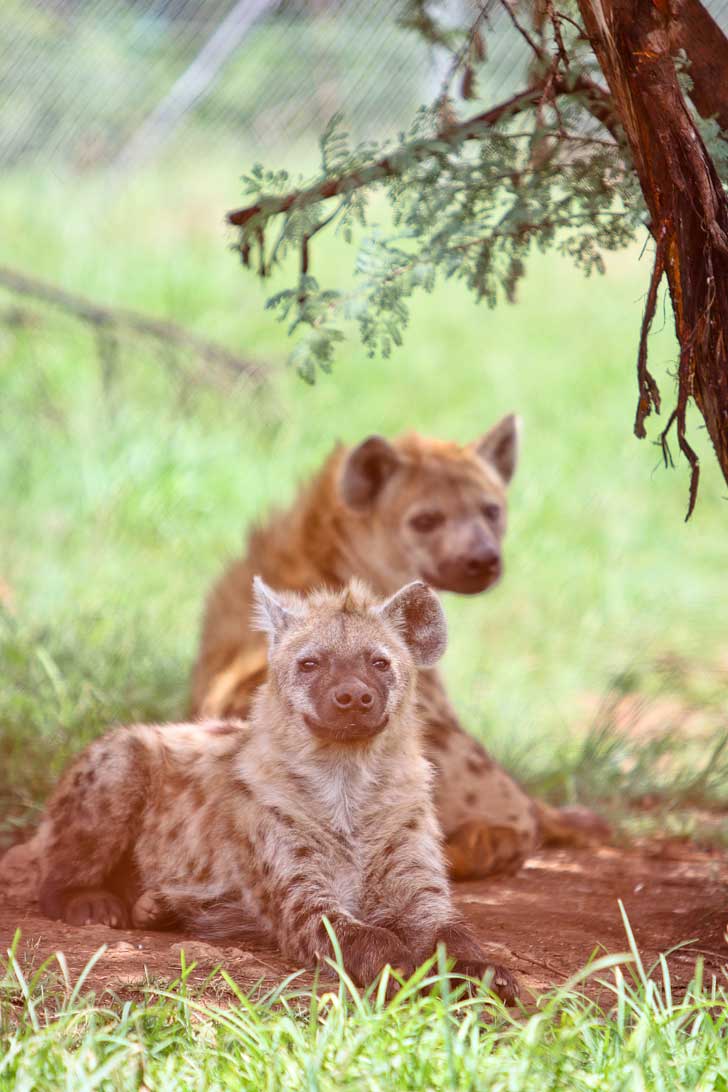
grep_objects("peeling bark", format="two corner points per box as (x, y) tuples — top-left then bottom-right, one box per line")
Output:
(577, 0), (728, 514)
(668, 0), (728, 131)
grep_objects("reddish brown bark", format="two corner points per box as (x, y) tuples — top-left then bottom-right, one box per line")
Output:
(668, 0), (728, 131)
(578, 0), (728, 514)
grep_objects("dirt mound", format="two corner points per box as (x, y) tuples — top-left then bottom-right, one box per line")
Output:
(2, 846), (726, 1005)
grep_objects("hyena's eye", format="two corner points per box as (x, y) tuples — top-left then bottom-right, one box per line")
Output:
(409, 510), (445, 533)
(298, 658), (320, 672)
(372, 657), (391, 671)
(481, 502), (501, 522)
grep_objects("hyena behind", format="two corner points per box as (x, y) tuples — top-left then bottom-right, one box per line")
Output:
(32, 579), (518, 1002)
(192, 416), (607, 880)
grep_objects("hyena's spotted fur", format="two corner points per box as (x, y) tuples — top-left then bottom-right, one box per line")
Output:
(191, 418), (607, 880)
(31, 580), (518, 1001)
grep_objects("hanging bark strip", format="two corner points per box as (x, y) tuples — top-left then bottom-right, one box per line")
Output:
(577, 0), (728, 517)
(634, 228), (665, 439)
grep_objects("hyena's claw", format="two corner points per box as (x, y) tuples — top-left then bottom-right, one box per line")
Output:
(63, 888), (129, 929)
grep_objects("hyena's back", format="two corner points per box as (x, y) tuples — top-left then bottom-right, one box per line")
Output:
(36, 720), (253, 923)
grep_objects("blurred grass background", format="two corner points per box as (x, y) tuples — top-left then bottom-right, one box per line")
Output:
(1, 0), (727, 848)
(2, 154), (727, 846)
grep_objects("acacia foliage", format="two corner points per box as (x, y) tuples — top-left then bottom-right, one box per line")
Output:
(228, 1), (728, 493)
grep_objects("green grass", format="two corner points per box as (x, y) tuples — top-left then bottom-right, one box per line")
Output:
(1, 155), (726, 835)
(2, 921), (728, 1091)
(1, 151), (728, 1085)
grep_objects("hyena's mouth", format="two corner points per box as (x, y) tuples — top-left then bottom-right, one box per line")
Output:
(303, 714), (389, 743)
(422, 563), (502, 596)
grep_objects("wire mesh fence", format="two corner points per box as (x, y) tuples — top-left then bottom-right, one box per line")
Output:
(0, 0), (539, 172)
(2, 1), (728, 174)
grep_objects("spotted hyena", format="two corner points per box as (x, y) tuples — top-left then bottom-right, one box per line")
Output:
(191, 416), (607, 880)
(31, 579), (518, 1002)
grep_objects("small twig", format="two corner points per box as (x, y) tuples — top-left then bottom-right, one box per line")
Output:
(547, 1), (570, 69)
(498, 0), (546, 63)
(633, 234), (665, 438)
(675, 341), (701, 520)
(659, 409), (678, 468)
(511, 949), (568, 981)
(435, 0), (494, 105)
(229, 85), (545, 229)
(553, 10), (588, 37)
(95, 325), (120, 397)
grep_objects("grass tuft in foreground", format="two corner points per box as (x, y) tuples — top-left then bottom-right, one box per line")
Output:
(1, 915), (727, 1091)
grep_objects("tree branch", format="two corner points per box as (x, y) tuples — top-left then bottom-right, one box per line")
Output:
(227, 75), (618, 231)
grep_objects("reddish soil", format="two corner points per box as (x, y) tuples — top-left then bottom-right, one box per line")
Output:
(2, 844), (726, 1006)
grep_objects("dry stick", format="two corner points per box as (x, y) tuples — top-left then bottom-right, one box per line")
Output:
(633, 234), (665, 439)
(227, 76), (618, 231)
(0, 265), (265, 386)
(675, 337), (701, 521)
(497, 0), (546, 62)
(435, 0), (495, 107)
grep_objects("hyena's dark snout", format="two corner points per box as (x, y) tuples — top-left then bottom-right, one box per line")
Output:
(332, 678), (375, 712)
(436, 542), (501, 594)
(325, 673), (386, 731)
(306, 672), (389, 742)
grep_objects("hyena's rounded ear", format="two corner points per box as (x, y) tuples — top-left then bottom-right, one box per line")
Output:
(252, 576), (297, 645)
(339, 436), (400, 510)
(472, 413), (521, 485)
(379, 581), (447, 667)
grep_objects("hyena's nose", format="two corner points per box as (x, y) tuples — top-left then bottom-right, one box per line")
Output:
(465, 544), (500, 578)
(333, 681), (374, 712)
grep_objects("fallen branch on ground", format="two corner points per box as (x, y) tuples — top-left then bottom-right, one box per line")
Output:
(0, 265), (266, 389)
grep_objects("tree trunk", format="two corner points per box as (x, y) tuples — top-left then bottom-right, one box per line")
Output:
(577, 0), (728, 514)
(668, 0), (728, 131)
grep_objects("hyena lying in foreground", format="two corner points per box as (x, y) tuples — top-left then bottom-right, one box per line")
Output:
(192, 416), (607, 879)
(33, 578), (518, 1002)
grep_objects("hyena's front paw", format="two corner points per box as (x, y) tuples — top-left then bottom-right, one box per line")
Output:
(323, 922), (418, 991)
(452, 959), (519, 1006)
(62, 888), (129, 929)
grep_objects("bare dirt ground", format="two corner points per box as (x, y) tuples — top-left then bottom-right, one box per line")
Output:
(2, 843), (726, 1006)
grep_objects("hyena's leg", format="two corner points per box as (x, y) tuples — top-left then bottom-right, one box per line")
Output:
(362, 816), (519, 1004)
(38, 730), (150, 928)
(249, 831), (418, 989)
(417, 673), (538, 880)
